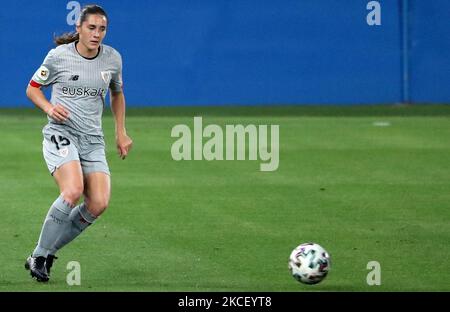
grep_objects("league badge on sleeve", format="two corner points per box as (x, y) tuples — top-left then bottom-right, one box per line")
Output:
(36, 66), (50, 82)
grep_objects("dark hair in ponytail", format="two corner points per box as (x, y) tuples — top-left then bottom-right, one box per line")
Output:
(54, 4), (108, 46)
(54, 32), (80, 45)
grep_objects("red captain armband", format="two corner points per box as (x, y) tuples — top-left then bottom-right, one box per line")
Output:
(29, 80), (42, 88)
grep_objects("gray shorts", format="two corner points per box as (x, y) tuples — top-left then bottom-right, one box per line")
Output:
(42, 125), (110, 176)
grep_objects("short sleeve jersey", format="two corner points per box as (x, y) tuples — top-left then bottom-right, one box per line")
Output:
(31, 42), (123, 136)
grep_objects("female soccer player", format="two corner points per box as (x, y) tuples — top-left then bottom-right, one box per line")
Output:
(25, 4), (132, 282)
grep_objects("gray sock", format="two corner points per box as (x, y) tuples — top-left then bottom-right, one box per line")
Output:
(50, 203), (97, 254)
(32, 195), (73, 257)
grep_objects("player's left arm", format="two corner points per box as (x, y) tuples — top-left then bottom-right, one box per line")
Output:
(110, 91), (133, 160)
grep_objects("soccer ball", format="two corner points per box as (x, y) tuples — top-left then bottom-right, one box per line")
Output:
(288, 242), (331, 285)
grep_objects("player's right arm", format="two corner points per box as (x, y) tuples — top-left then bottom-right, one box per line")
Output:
(26, 49), (69, 122)
(26, 85), (68, 122)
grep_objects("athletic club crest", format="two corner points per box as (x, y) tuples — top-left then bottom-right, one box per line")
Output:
(101, 71), (111, 84)
(58, 147), (69, 158)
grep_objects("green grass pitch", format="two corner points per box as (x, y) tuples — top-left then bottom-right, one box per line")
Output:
(0, 105), (449, 291)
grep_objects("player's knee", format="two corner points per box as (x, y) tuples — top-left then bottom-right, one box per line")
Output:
(62, 185), (84, 205)
(86, 197), (109, 217)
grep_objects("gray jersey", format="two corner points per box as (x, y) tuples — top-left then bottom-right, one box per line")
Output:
(31, 42), (123, 136)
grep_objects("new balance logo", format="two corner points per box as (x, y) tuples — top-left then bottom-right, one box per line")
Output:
(69, 75), (79, 81)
